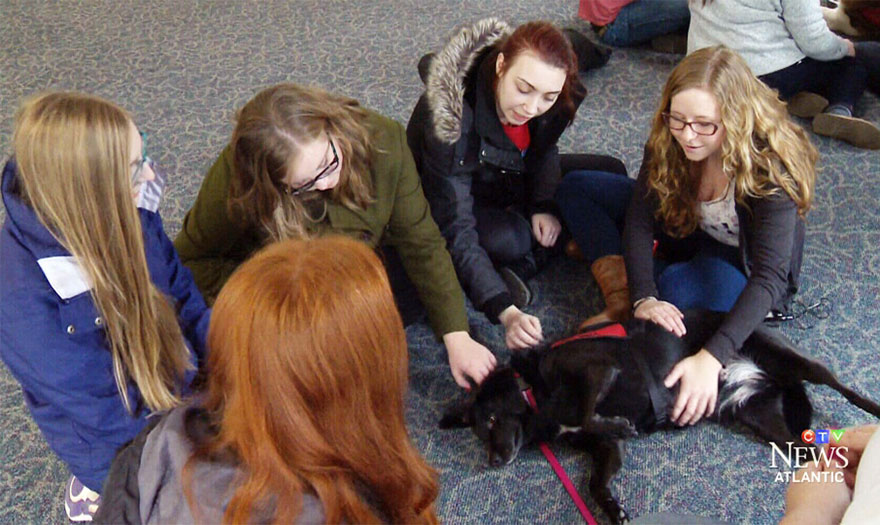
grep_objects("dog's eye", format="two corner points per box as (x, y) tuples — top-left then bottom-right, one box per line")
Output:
(488, 414), (497, 429)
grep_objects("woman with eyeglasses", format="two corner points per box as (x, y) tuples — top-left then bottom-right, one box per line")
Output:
(0, 91), (210, 522)
(624, 46), (816, 427)
(174, 82), (496, 390)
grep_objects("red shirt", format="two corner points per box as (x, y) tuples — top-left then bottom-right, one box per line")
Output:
(502, 122), (530, 152)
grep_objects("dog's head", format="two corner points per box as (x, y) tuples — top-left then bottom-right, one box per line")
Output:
(439, 367), (534, 467)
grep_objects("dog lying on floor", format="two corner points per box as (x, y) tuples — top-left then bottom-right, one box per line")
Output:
(439, 309), (880, 524)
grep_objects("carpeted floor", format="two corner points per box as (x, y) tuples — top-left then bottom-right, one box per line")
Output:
(1, 1), (878, 523)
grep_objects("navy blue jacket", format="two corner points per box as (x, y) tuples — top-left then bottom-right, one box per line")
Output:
(0, 160), (210, 490)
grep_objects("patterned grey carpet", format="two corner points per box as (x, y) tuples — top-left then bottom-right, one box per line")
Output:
(1, 1), (878, 524)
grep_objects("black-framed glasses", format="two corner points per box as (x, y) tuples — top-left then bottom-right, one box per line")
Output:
(662, 113), (719, 136)
(131, 131), (153, 186)
(285, 136), (339, 196)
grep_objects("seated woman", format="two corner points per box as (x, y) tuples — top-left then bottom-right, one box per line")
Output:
(625, 46), (816, 427)
(0, 92), (210, 522)
(96, 237), (439, 524)
(689, 0), (880, 149)
(407, 19), (629, 349)
(173, 83), (495, 389)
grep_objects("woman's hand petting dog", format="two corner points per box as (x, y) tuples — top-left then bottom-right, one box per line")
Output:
(500, 305), (544, 350)
(664, 349), (722, 426)
(633, 298), (686, 337)
(443, 331), (498, 390)
(531, 213), (561, 248)
(780, 461), (853, 525)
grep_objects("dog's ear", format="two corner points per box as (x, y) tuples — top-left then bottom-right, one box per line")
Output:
(510, 350), (543, 389)
(439, 401), (473, 429)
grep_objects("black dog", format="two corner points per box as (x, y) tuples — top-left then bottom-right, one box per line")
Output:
(440, 309), (880, 524)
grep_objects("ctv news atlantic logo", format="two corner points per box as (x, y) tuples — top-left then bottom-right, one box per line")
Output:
(769, 429), (848, 483)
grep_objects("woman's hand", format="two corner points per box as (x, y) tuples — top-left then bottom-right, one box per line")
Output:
(443, 331), (498, 390)
(664, 349), (722, 426)
(531, 213), (562, 248)
(499, 305), (544, 350)
(780, 461), (853, 525)
(826, 424), (879, 489)
(633, 297), (686, 337)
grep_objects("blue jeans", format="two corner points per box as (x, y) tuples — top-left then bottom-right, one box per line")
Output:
(600, 0), (690, 47)
(555, 170), (634, 264)
(655, 238), (747, 312)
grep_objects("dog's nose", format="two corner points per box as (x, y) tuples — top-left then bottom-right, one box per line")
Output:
(489, 452), (503, 467)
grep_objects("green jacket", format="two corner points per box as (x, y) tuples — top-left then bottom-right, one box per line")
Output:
(173, 111), (468, 337)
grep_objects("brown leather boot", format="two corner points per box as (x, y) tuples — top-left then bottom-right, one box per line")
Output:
(578, 255), (631, 331)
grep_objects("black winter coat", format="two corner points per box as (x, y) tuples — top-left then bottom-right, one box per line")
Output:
(406, 18), (583, 322)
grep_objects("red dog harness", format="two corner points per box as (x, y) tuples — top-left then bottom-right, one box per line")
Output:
(521, 322), (627, 525)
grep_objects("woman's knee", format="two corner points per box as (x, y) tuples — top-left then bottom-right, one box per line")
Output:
(478, 212), (532, 264)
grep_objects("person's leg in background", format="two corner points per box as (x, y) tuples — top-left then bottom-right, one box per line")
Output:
(556, 169), (635, 327)
(473, 204), (535, 307)
(760, 56), (880, 149)
(599, 0), (690, 50)
(855, 41), (880, 96)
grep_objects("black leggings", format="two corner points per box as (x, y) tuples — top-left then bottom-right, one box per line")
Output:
(384, 153), (627, 325)
(759, 55), (868, 109)
(474, 153), (627, 267)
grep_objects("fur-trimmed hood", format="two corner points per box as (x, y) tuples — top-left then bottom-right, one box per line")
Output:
(425, 18), (511, 144)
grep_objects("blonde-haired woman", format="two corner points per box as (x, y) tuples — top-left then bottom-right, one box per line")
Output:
(0, 92), (210, 521)
(98, 237), (438, 524)
(174, 82), (496, 390)
(624, 46), (816, 427)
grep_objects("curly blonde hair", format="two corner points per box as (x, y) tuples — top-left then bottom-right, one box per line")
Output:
(646, 46), (816, 238)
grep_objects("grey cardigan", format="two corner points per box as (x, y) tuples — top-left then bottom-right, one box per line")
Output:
(623, 150), (805, 365)
(688, 0), (849, 76)
(95, 405), (326, 524)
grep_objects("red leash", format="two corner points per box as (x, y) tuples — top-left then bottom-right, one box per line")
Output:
(518, 322), (626, 524)
(521, 387), (598, 525)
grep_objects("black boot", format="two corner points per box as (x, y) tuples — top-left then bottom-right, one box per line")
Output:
(499, 253), (538, 307)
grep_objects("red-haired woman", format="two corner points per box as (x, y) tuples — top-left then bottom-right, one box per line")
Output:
(96, 237), (438, 524)
(408, 19), (633, 348)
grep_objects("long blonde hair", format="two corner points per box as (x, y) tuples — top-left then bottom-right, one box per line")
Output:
(646, 46), (817, 237)
(12, 91), (191, 413)
(187, 237), (438, 524)
(228, 83), (375, 241)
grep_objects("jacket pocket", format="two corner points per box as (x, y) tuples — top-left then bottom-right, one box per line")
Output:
(58, 292), (105, 339)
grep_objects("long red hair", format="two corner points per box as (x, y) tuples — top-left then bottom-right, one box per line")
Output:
(187, 236), (438, 524)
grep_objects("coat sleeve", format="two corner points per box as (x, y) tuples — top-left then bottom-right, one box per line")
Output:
(408, 97), (512, 323)
(703, 191), (799, 365)
(172, 146), (248, 304)
(781, 0), (849, 61)
(623, 149), (661, 303)
(143, 211), (211, 364)
(526, 143), (563, 218)
(383, 120), (470, 337)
